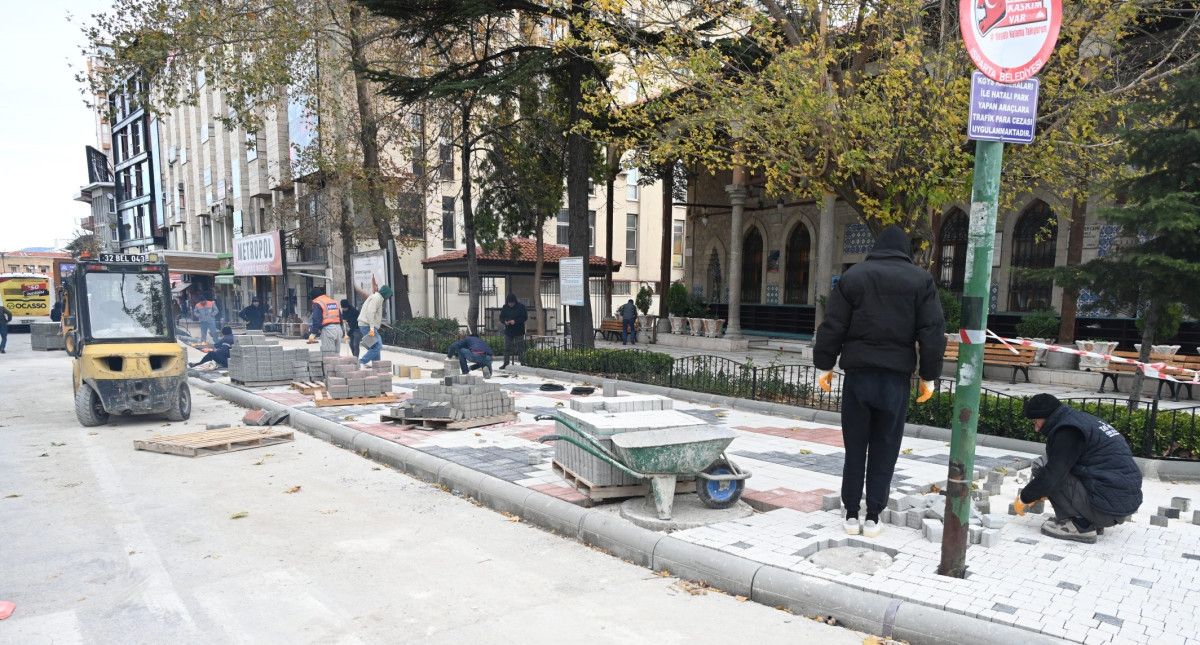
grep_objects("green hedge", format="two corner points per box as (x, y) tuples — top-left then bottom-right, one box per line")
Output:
(906, 390), (1200, 458)
(396, 317), (459, 336)
(523, 348), (674, 381)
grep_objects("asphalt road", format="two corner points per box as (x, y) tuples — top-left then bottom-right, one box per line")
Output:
(0, 334), (864, 644)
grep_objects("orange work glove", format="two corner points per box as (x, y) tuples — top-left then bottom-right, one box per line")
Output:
(1013, 496), (1046, 516)
(368, 328), (376, 337)
(818, 370), (834, 392)
(916, 380), (936, 403)
(306, 334), (316, 344)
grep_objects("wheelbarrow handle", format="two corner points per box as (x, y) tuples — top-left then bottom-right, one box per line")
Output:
(536, 434), (646, 480)
(532, 414), (625, 464)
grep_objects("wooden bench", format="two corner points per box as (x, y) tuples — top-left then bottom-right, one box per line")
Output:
(983, 343), (1038, 384)
(943, 340), (960, 363)
(594, 319), (628, 342)
(1160, 355), (1200, 401)
(1098, 351), (1185, 398)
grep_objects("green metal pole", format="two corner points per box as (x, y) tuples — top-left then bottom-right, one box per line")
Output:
(938, 139), (1004, 578)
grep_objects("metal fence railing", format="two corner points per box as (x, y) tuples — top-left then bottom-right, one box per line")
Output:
(378, 330), (1200, 461)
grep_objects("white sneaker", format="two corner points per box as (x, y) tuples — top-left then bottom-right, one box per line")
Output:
(843, 517), (861, 535)
(862, 520), (883, 538)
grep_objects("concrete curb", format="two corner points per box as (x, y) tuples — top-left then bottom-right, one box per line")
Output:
(189, 375), (1069, 645)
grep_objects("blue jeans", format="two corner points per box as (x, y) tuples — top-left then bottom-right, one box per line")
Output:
(359, 326), (382, 364)
(457, 348), (492, 374)
(622, 319), (637, 344)
(0, 327), (7, 351)
(199, 321), (219, 344)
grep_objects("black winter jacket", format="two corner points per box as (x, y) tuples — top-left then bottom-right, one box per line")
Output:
(1021, 405), (1143, 516)
(813, 226), (946, 380)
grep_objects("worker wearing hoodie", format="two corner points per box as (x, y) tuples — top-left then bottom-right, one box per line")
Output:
(358, 285), (393, 365)
(813, 225), (945, 538)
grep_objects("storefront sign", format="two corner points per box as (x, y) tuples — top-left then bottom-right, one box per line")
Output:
(233, 231), (283, 276)
(351, 250), (388, 304)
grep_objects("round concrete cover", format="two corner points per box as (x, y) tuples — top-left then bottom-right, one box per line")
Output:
(807, 547), (894, 575)
(620, 494), (753, 531)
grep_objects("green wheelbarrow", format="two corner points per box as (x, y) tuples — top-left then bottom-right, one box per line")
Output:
(535, 414), (752, 520)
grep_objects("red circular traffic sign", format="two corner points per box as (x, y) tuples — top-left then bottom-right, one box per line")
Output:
(961, 0), (1061, 84)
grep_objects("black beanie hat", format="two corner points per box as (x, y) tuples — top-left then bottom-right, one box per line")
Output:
(1023, 393), (1061, 419)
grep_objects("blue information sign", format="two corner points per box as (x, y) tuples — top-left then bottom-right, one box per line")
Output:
(967, 71), (1040, 144)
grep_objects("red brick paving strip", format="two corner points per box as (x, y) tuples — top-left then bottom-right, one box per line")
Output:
(734, 425), (844, 448)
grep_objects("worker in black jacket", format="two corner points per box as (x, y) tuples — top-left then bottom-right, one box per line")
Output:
(813, 225), (945, 538)
(499, 294), (527, 369)
(1018, 394), (1143, 544)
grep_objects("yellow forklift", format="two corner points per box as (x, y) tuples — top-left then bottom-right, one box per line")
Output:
(63, 252), (190, 426)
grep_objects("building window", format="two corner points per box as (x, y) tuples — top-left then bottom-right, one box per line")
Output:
(784, 224), (811, 304)
(180, 145), (187, 164)
(130, 120), (143, 156)
(937, 209), (969, 295)
(1008, 200), (1057, 312)
(204, 166), (212, 187)
(441, 196), (456, 249)
(439, 142), (453, 180)
(588, 179), (596, 196)
(741, 228), (763, 304)
(200, 122), (209, 143)
(626, 168), (639, 201)
(458, 277), (497, 294)
(556, 209), (569, 245)
(672, 220), (685, 268)
(625, 214), (638, 266)
(613, 281), (632, 296)
(555, 209), (596, 253)
(707, 248), (723, 303)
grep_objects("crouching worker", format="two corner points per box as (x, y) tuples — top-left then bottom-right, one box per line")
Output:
(446, 333), (493, 379)
(190, 326), (235, 369)
(1018, 393), (1143, 544)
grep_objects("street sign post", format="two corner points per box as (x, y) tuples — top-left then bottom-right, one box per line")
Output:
(940, 0), (1061, 579)
(559, 257), (585, 307)
(968, 72), (1040, 144)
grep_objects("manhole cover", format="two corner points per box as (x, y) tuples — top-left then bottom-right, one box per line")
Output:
(807, 546), (894, 574)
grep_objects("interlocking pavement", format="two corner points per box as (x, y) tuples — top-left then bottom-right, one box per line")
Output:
(192, 343), (1200, 645)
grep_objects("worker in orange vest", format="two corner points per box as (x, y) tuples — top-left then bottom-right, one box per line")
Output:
(307, 287), (345, 355)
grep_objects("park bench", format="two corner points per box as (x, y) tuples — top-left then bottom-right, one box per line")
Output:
(941, 340), (960, 375)
(983, 342), (1038, 384)
(1160, 354), (1200, 402)
(1097, 350), (1143, 394)
(594, 319), (628, 342)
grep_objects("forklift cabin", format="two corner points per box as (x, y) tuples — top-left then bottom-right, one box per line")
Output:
(64, 253), (190, 426)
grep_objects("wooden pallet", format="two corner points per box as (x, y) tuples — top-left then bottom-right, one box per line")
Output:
(312, 390), (400, 407)
(551, 460), (696, 502)
(291, 381), (326, 395)
(380, 411), (519, 431)
(231, 378), (294, 387)
(134, 427), (294, 458)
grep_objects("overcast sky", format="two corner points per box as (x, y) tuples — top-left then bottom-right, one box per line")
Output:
(0, 0), (111, 252)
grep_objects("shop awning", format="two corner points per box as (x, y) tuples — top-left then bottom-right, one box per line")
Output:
(171, 282), (190, 294)
(163, 251), (221, 276)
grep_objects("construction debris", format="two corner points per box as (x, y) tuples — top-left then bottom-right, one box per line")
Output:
(387, 373), (515, 422)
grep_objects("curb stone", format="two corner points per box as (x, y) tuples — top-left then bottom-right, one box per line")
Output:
(190, 375), (1071, 645)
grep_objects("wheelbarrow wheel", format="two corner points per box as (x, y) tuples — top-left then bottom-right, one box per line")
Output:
(697, 458), (745, 509)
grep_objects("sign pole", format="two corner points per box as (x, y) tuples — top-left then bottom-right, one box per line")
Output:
(938, 139), (1003, 577)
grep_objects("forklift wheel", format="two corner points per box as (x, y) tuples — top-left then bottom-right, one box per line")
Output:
(166, 383), (192, 422)
(75, 384), (109, 427)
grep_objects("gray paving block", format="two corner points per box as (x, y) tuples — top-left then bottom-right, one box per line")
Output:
(822, 493), (841, 511)
(888, 509), (907, 526)
(976, 500), (991, 515)
(1029, 500), (1045, 514)
(1171, 497), (1191, 512)
(1193, 510), (1200, 526)
(887, 492), (911, 511)
(1159, 506), (1181, 519)
(981, 514), (1006, 529)
(969, 525), (983, 544)
(987, 471), (1004, 485)
(907, 510), (925, 530)
(924, 521), (943, 544)
(1150, 515), (1169, 527)
(980, 528), (1001, 548)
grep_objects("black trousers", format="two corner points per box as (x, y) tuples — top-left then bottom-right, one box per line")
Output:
(1032, 457), (1126, 529)
(348, 327), (362, 357)
(503, 334), (525, 365)
(840, 370), (911, 517)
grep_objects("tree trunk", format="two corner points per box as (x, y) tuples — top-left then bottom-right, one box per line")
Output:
(460, 101), (481, 335)
(534, 223), (545, 336)
(338, 188), (356, 300)
(1057, 192), (1088, 344)
(604, 147), (617, 315)
(659, 161), (673, 317)
(1128, 301), (1159, 407)
(348, 5), (411, 320)
(565, 4), (593, 347)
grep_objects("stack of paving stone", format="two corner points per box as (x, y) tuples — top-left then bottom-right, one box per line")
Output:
(228, 334), (294, 383)
(1149, 496), (1192, 527)
(388, 373), (514, 421)
(821, 467), (1019, 547)
(30, 322), (65, 350)
(552, 396), (706, 487)
(322, 357), (393, 399)
(287, 348), (324, 381)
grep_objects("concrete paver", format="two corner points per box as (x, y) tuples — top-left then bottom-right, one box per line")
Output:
(184, 336), (1200, 643)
